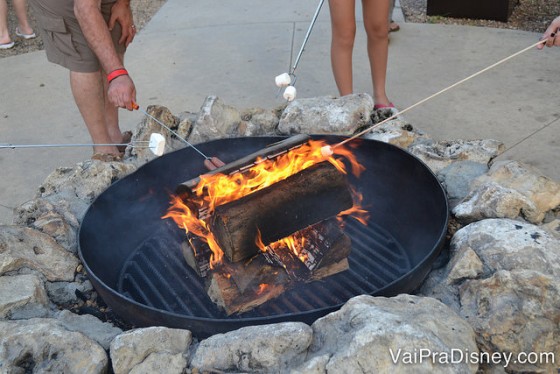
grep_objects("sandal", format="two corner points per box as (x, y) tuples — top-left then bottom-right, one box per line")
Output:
(389, 21), (400, 33)
(15, 27), (36, 39)
(117, 131), (133, 153)
(91, 153), (123, 162)
(0, 41), (15, 49)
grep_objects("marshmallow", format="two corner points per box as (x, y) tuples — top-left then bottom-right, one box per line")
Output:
(149, 133), (166, 156)
(320, 145), (334, 157)
(283, 86), (297, 101)
(275, 73), (292, 87)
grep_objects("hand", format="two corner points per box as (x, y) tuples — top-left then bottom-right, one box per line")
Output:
(109, 0), (136, 47)
(108, 75), (137, 111)
(537, 16), (560, 49)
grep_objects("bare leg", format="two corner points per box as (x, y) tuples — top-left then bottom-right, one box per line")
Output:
(0, 0), (11, 44)
(13, 0), (33, 35)
(362, 0), (391, 106)
(70, 70), (121, 156)
(329, 0), (356, 96)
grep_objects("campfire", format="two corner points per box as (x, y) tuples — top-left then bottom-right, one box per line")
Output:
(163, 137), (369, 314)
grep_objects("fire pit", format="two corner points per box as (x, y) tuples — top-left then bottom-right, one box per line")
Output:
(78, 136), (449, 337)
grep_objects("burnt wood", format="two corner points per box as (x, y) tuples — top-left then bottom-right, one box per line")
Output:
(210, 161), (354, 263)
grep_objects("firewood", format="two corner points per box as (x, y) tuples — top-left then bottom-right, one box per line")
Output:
(210, 161), (354, 263)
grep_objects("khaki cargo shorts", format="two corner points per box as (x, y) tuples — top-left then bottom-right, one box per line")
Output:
(29, 0), (126, 72)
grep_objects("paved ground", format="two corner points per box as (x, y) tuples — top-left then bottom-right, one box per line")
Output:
(0, 0), (559, 225)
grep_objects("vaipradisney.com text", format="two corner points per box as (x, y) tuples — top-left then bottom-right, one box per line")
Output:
(389, 348), (555, 368)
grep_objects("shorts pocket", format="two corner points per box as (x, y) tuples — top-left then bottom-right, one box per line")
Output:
(41, 14), (78, 57)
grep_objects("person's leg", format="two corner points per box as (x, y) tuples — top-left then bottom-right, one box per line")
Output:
(70, 70), (121, 156)
(13, 0), (34, 35)
(0, 0), (12, 45)
(329, 0), (356, 96)
(362, 0), (391, 106)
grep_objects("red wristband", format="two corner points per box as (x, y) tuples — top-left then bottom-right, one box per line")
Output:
(107, 68), (128, 83)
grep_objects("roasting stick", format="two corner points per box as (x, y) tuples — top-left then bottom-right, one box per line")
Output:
(131, 103), (225, 169)
(320, 40), (547, 156)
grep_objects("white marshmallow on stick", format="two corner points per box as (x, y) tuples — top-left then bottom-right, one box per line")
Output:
(149, 133), (166, 156)
(283, 86), (297, 101)
(320, 145), (334, 158)
(275, 73), (292, 87)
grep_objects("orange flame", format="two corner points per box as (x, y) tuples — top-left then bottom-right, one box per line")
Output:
(163, 139), (367, 268)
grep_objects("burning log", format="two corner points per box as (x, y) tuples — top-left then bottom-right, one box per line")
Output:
(183, 218), (352, 315)
(210, 161), (354, 263)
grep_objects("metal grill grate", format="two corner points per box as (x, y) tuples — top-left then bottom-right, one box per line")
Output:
(117, 218), (412, 319)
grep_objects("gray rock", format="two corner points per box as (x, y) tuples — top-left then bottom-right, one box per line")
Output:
(36, 159), (137, 203)
(409, 139), (504, 174)
(0, 318), (108, 373)
(191, 322), (312, 373)
(56, 309), (123, 350)
(188, 95), (242, 143)
(447, 248), (484, 284)
(464, 160), (560, 224)
(110, 326), (192, 374)
(362, 118), (429, 149)
(277, 94), (373, 135)
(0, 225), (79, 281)
(239, 107), (281, 136)
(452, 182), (536, 224)
(46, 279), (92, 305)
(437, 161), (489, 208)
(0, 274), (50, 319)
(460, 270), (560, 373)
(541, 218), (560, 239)
(14, 197), (81, 252)
(309, 295), (478, 373)
(450, 219), (560, 277)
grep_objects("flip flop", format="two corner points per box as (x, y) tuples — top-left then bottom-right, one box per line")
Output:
(15, 27), (36, 39)
(0, 41), (15, 49)
(117, 131), (133, 153)
(389, 21), (400, 33)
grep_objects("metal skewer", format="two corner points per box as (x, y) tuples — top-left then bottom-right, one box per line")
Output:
(331, 39), (547, 150)
(133, 103), (210, 160)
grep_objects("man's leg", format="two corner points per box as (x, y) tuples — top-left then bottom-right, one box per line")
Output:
(102, 53), (127, 145)
(70, 70), (121, 156)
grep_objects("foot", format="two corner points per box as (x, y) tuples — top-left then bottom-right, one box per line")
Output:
(0, 41), (15, 49)
(117, 131), (133, 153)
(389, 21), (400, 33)
(16, 27), (36, 39)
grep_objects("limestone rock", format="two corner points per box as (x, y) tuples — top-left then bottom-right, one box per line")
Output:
(46, 279), (93, 305)
(0, 274), (49, 319)
(450, 219), (560, 277)
(36, 159), (137, 203)
(437, 161), (489, 208)
(452, 182), (536, 224)
(541, 218), (560, 240)
(308, 295), (478, 373)
(110, 326), (192, 374)
(362, 118), (428, 149)
(0, 225), (79, 281)
(239, 107), (280, 136)
(0, 318), (108, 373)
(447, 248), (484, 284)
(465, 160), (560, 224)
(277, 94), (373, 135)
(460, 270), (560, 373)
(409, 139), (504, 174)
(191, 322), (312, 373)
(188, 96), (242, 144)
(56, 309), (123, 350)
(176, 110), (197, 139)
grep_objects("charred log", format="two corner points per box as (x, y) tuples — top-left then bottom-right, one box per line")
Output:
(210, 161), (354, 263)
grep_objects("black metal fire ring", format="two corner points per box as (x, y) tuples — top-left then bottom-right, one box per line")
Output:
(78, 135), (449, 338)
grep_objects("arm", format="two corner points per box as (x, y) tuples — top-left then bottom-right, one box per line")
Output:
(74, 0), (137, 110)
(537, 16), (560, 50)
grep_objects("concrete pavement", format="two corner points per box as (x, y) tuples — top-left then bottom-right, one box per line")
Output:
(1, 0), (559, 225)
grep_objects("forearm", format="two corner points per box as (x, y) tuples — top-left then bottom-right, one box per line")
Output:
(74, 0), (124, 73)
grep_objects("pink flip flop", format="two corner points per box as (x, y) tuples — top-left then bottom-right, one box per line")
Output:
(373, 102), (395, 110)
